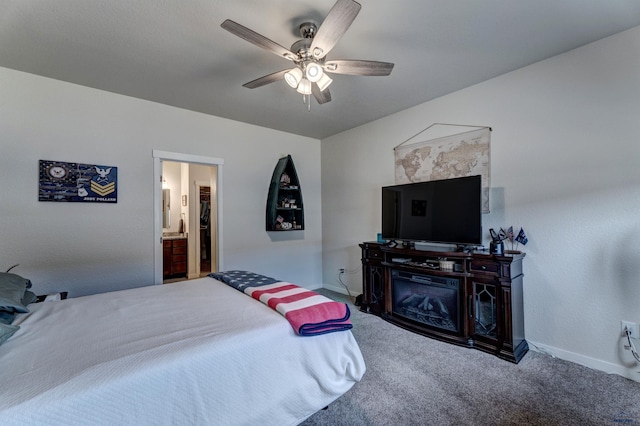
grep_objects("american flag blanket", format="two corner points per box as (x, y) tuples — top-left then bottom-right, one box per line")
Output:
(209, 271), (352, 336)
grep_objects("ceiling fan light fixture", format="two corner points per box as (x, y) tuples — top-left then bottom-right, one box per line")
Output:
(316, 73), (333, 92)
(284, 68), (303, 88)
(296, 78), (312, 95)
(222, 0), (394, 110)
(305, 62), (323, 82)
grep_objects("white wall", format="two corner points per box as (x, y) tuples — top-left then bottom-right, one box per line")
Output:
(321, 26), (640, 380)
(0, 67), (322, 296)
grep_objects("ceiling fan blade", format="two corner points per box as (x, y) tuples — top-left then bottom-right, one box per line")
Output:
(312, 84), (332, 104)
(242, 69), (290, 89)
(310, 0), (361, 60)
(221, 19), (297, 61)
(324, 60), (394, 76)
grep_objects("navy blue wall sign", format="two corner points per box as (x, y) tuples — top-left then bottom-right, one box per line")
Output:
(39, 160), (118, 203)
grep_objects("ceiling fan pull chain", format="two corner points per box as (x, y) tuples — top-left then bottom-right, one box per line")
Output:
(302, 94), (311, 112)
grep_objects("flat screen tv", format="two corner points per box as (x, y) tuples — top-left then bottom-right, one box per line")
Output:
(381, 175), (482, 246)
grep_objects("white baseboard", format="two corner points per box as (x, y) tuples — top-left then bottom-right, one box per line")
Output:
(318, 283), (352, 296)
(527, 340), (640, 383)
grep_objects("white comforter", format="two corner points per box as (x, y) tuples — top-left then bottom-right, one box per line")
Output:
(0, 277), (365, 425)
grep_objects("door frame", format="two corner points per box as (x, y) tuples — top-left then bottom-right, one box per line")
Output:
(153, 150), (224, 285)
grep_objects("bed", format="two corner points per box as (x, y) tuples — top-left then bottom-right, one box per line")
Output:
(0, 274), (366, 425)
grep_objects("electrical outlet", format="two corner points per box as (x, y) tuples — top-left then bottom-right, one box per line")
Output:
(621, 321), (638, 339)
(339, 268), (345, 274)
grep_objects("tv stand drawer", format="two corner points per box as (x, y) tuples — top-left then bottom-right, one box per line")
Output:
(470, 260), (500, 276)
(363, 245), (383, 260)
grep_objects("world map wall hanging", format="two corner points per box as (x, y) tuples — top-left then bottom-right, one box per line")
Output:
(39, 160), (118, 203)
(394, 125), (491, 213)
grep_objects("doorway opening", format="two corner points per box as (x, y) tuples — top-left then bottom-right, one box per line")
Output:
(196, 181), (214, 277)
(153, 151), (224, 285)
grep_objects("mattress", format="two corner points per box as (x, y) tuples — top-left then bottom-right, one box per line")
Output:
(0, 277), (365, 425)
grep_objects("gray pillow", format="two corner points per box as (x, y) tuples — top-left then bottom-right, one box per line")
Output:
(0, 287), (29, 314)
(0, 323), (19, 346)
(0, 272), (32, 290)
(0, 310), (15, 325)
(0, 272), (32, 314)
(0, 290), (36, 325)
(23, 290), (37, 306)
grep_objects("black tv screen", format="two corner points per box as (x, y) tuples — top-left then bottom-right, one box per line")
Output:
(381, 175), (482, 245)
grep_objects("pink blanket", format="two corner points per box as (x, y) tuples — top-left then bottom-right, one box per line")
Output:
(244, 282), (352, 336)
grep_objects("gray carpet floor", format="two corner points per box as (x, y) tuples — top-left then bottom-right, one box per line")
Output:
(301, 289), (640, 426)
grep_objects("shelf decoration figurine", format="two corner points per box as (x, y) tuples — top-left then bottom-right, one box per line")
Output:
(280, 172), (290, 186)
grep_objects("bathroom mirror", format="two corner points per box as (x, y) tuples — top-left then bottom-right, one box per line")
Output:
(162, 188), (170, 228)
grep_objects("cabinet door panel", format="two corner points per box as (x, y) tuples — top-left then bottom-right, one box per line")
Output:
(172, 246), (187, 255)
(473, 280), (498, 339)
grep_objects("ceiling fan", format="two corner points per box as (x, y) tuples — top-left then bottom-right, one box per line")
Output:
(221, 0), (394, 109)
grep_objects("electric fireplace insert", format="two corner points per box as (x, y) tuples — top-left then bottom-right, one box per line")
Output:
(391, 269), (461, 333)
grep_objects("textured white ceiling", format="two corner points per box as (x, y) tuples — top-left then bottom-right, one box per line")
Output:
(2, 0), (640, 139)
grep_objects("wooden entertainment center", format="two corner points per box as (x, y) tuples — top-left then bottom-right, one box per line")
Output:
(360, 242), (527, 363)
